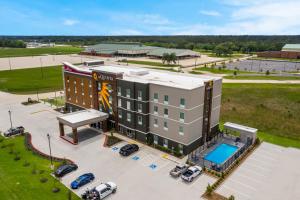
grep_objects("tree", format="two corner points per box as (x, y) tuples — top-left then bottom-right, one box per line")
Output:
(162, 53), (168, 64)
(169, 53), (177, 64)
(266, 70), (270, 76)
(233, 71), (237, 76)
(228, 195), (235, 200)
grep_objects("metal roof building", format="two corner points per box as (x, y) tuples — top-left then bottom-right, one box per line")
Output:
(282, 44), (300, 52)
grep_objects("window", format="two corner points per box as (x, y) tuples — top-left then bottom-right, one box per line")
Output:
(97, 82), (101, 91)
(163, 139), (168, 148)
(127, 113), (131, 122)
(118, 110), (122, 119)
(107, 84), (112, 93)
(138, 90), (142, 100)
(164, 95), (169, 104)
(164, 108), (168, 117)
(154, 106), (158, 115)
(67, 77), (70, 83)
(99, 103), (103, 111)
(179, 126), (184, 136)
(138, 103), (142, 112)
(89, 80), (91, 88)
(164, 121), (168, 130)
(154, 93), (158, 102)
(127, 101), (131, 110)
(109, 108), (113, 114)
(117, 87), (121, 96)
(154, 118), (158, 127)
(178, 144), (183, 154)
(138, 116), (142, 125)
(118, 99), (122, 107)
(180, 98), (185, 108)
(154, 135), (158, 145)
(126, 89), (130, 98)
(109, 96), (112, 104)
(179, 112), (185, 122)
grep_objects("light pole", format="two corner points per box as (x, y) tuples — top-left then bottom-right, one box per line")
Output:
(8, 110), (13, 129)
(47, 133), (54, 169)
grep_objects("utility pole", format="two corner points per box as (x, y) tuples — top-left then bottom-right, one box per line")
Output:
(47, 133), (54, 169)
(40, 57), (44, 79)
(8, 110), (13, 129)
(8, 58), (12, 70)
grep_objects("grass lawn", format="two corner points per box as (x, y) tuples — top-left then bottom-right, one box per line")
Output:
(194, 67), (255, 74)
(0, 46), (82, 58)
(120, 60), (179, 67)
(0, 135), (79, 200)
(194, 49), (248, 59)
(224, 75), (300, 80)
(0, 66), (63, 94)
(221, 84), (300, 147)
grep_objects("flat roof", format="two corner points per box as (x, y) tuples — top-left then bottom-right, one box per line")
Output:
(224, 122), (257, 134)
(57, 109), (108, 128)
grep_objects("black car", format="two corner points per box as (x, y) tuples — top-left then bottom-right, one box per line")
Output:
(119, 144), (139, 156)
(4, 126), (25, 137)
(54, 164), (78, 177)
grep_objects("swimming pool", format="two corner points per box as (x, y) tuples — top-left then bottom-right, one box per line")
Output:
(204, 143), (238, 165)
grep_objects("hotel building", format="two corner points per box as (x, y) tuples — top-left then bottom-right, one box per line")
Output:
(63, 61), (222, 155)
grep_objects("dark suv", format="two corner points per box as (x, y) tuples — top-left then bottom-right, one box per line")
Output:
(119, 144), (139, 156)
(54, 164), (78, 177)
(4, 126), (25, 137)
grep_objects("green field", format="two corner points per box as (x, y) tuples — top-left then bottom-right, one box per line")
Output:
(225, 75), (300, 80)
(221, 84), (300, 147)
(0, 66), (63, 94)
(0, 46), (82, 58)
(120, 60), (179, 67)
(0, 135), (79, 200)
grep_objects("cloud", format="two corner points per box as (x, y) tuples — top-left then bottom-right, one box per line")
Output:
(63, 19), (79, 26)
(108, 13), (171, 26)
(199, 10), (221, 17)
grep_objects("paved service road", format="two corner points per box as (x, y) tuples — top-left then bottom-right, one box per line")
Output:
(0, 91), (216, 200)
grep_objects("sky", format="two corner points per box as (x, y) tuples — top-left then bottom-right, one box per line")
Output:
(0, 0), (300, 35)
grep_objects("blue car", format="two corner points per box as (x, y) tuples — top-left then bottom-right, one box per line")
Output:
(71, 173), (95, 189)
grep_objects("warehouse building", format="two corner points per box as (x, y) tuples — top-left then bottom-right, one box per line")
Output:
(257, 44), (300, 59)
(80, 42), (200, 59)
(61, 61), (221, 155)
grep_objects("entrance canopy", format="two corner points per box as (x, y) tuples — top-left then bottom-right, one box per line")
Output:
(57, 109), (109, 144)
(224, 122), (257, 145)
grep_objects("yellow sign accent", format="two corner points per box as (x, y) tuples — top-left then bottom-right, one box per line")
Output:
(93, 73), (98, 80)
(162, 154), (169, 159)
(98, 82), (112, 112)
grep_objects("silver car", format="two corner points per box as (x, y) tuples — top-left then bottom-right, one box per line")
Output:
(169, 164), (188, 178)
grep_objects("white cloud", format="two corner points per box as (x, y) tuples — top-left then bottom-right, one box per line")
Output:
(63, 19), (79, 26)
(199, 10), (221, 17)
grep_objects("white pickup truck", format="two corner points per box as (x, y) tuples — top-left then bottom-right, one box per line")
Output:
(81, 182), (117, 200)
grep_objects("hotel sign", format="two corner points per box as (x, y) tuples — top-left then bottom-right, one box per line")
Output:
(93, 72), (114, 82)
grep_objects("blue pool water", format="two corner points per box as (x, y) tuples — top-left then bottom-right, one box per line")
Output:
(204, 143), (238, 165)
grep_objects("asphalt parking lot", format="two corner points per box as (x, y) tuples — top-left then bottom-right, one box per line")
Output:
(0, 91), (216, 200)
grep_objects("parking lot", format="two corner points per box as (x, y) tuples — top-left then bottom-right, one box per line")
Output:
(0, 91), (216, 200)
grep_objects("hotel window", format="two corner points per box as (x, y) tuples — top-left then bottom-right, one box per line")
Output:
(74, 86), (77, 94)
(179, 112), (185, 122)
(127, 113), (131, 122)
(74, 80), (76, 85)
(109, 96), (112, 104)
(109, 107), (113, 114)
(138, 90), (142, 100)
(118, 110), (122, 119)
(127, 101), (131, 110)
(99, 103), (103, 111)
(154, 93), (158, 102)
(107, 84), (112, 93)
(164, 95), (169, 104)
(179, 126), (184, 136)
(118, 99), (122, 107)
(154, 135), (158, 145)
(138, 103), (142, 112)
(163, 139), (168, 148)
(117, 87), (121, 96)
(89, 80), (92, 88)
(126, 89), (130, 98)
(154, 106), (158, 115)
(154, 118), (158, 127)
(164, 108), (168, 118)
(66, 77), (69, 83)
(97, 82), (101, 91)
(164, 121), (168, 130)
(138, 116), (142, 125)
(180, 98), (185, 108)
(178, 144), (183, 154)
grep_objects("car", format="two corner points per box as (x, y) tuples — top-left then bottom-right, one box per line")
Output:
(82, 182), (117, 200)
(4, 126), (25, 137)
(119, 144), (139, 156)
(54, 163), (78, 177)
(169, 164), (188, 178)
(71, 173), (95, 189)
(181, 166), (202, 182)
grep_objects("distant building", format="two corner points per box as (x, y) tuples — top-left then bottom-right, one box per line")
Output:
(26, 42), (55, 48)
(257, 44), (300, 59)
(80, 42), (200, 59)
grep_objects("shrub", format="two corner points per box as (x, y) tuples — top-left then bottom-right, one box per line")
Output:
(266, 70), (270, 75)
(52, 187), (60, 193)
(233, 71), (237, 76)
(32, 164), (37, 174)
(39, 170), (45, 174)
(23, 161), (30, 167)
(206, 184), (213, 195)
(228, 195), (235, 200)
(0, 137), (4, 143)
(40, 177), (48, 183)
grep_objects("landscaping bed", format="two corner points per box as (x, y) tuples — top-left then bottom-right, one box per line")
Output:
(104, 135), (123, 147)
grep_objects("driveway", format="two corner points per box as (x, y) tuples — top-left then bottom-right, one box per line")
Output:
(0, 91), (216, 200)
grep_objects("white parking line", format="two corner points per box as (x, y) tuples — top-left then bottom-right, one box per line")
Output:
(238, 167), (268, 178)
(232, 173), (264, 184)
(228, 178), (257, 191)
(221, 184), (251, 199)
(244, 162), (271, 172)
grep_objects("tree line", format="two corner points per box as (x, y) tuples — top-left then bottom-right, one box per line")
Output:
(0, 39), (26, 48)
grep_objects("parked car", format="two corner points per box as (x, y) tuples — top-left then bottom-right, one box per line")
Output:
(4, 126), (25, 137)
(81, 182), (117, 200)
(119, 144), (139, 156)
(169, 164), (188, 178)
(54, 163), (78, 177)
(71, 173), (95, 189)
(181, 166), (202, 182)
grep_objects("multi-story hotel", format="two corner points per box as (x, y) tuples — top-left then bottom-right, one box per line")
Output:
(63, 61), (222, 155)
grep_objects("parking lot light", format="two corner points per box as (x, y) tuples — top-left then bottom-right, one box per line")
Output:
(47, 133), (54, 169)
(8, 110), (13, 129)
